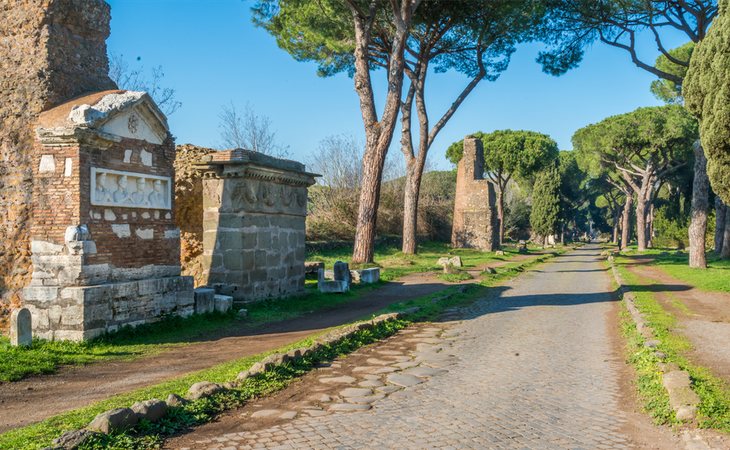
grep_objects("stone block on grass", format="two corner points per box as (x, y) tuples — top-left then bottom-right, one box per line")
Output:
(359, 268), (380, 284)
(214, 294), (233, 313)
(194, 288), (215, 314)
(187, 381), (223, 400)
(87, 408), (138, 434)
(131, 399), (167, 422)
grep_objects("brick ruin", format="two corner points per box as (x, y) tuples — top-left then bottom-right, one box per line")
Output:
(451, 136), (499, 251)
(195, 150), (317, 302)
(0, 0), (117, 320)
(0, 1), (319, 339)
(25, 90), (193, 340)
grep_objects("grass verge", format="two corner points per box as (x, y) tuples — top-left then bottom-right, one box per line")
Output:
(0, 248), (565, 449)
(614, 258), (730, 432)
(0, 241), (524, 382)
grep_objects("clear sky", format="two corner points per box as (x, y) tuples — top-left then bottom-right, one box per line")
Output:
(106, 0), (685, 171)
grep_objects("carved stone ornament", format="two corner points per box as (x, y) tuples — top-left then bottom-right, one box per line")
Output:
(91, 167), (171, 210)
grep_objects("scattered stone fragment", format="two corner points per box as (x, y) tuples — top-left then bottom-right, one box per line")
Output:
(394, 361), (419, 370)
(130, 399), (167, 422)
(328, 403), (371, 412)
(88, 408), (138, 434)
(319, 375), (357, 384)
(236, 308), (248, 319)
(236, 370), (250, 382)
(376, 350), (404, 356)
(366, 357), (390, 365)
(403, 367), (447, 378)
(251, 409), (282, 419)
(359, 379), (384, 388)
(187, 381), (223, 400)
(339, 387), (373, 398)
(166, 393), (188, 407)
(387, 373), (425, 388)
(346, 394), (385, 404)
(52, 429), (100, 450)
(375, 385), (403, 394)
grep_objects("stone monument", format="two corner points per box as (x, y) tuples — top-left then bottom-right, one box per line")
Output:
(451, 136), (499, 251)
(10, 308), (32, 347)
(195, 150), (318, 302)
(23, 90), (194, 341)
(0, 0), (117, 310)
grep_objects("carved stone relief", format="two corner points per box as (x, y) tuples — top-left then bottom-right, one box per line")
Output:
(91, 167), (171, 209)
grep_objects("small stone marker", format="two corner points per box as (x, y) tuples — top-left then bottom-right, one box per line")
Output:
(194, 287), (215, 314)
(10, 308), (32, 347)
(214, 294), (233, 313)
(359, 268), (380, 284)
(333, 261), (351, 284)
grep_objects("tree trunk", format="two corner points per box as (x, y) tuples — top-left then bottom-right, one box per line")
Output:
(647, 203), (655, 249)
(689, 141), (709, 268)
(621, 195), (633, 250)
(497, 188), (505, 247)
(722, 217), (730, 259)
(636, 196), (648, 252)
(715, 197), (726, 254)
(349, 2), (413, 264)
(612, 210), (620, 245)
(401, 157), (424, 255)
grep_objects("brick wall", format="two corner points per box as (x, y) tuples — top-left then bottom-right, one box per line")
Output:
(0, 0), (115, 322)
(451, 136), (499, 251)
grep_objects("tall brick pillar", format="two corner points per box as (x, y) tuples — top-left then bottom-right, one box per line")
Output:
(451, 136), (499, 251)
(0, 0), (116, 316)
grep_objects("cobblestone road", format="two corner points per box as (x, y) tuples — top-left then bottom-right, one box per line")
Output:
(172, 245), (679, 449)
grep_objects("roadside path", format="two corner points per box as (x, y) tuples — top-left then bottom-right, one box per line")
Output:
(0, 256), (527, 432)
(170, 245), (681, 449)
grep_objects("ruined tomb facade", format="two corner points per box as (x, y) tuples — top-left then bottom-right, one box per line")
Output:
(0, 0), (116, 315)
(24, 90), (193, 341)
(195, 150), (318, 302)
(451, 136), (499, 251)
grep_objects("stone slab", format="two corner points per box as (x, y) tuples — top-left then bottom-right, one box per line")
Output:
(386, 373), (425, 387)
(10, 308), (32, 347)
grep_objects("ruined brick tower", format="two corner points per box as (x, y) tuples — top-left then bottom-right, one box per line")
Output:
(0, 0), (116, 313)
(451, 136), (499, 251)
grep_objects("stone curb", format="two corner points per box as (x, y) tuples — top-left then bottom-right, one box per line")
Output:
(608, 257), (700, 424)
(48, 311), (412, 449)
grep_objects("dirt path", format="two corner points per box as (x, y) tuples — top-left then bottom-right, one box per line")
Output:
(0, 256), (530, 432)
(626, 261), (730, 384)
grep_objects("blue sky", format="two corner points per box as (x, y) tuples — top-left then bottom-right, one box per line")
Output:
(106, 0), (685, 171)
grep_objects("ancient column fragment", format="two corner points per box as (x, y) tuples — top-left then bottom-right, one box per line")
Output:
(24, 90), (194, 341)
(195, 150), (318, 302)
(451, 136), (499, 251)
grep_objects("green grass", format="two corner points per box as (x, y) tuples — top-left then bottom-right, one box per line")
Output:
(0, 241), (526, 382)
(615, 257), (730, 432)
(307, 240), (527, 282)
(618, 247), (730, 293)
(0, 247), (566, 449)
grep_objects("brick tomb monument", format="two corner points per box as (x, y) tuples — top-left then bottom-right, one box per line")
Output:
(451, 136), (499, 251)
(23, 90), (193, 341)
(195, 150), (318, 302)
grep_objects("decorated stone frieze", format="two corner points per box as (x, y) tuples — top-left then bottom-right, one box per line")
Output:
(91, 167), (171, 210)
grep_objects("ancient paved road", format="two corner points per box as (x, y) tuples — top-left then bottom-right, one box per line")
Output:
(172, 245), (682, 449)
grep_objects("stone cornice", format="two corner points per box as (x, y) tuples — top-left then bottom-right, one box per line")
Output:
(195, 160), (318, 187)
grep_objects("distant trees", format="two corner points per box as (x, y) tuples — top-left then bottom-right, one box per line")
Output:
(573, 105), (698, 252)
(446, 130), (559, 245)
(530, 166), (561, 245)
(217, 103), (289, 156)
(538, 0), (718, 266)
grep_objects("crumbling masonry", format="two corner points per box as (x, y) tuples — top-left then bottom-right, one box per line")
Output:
(0, 0), (117, 317)
(451, 136), (499, 251)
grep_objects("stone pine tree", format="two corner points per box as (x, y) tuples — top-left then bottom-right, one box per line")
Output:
(397, 0), (543, 255)
(684, 0), (730, 259)
(648, 42), (711, 267)
(446, 130), (559, 246)
(538, 0), (718, 266)
(530, 166), (561, 245)
(572, 106), (698, 252)
(252, 0), (419, 264)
